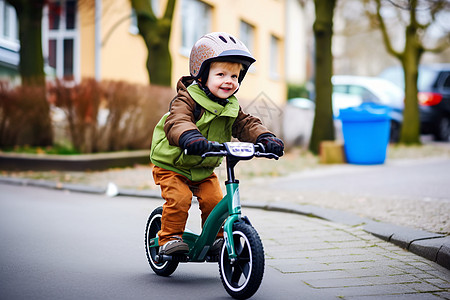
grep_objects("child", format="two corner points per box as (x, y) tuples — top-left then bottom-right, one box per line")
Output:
(150, 32), (284, 255)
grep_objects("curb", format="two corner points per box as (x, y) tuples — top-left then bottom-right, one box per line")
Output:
(0, 151), (150, 171)
(1, 176), (449, 270)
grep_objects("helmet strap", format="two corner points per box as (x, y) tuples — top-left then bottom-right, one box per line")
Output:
(197, 81), (230, 106)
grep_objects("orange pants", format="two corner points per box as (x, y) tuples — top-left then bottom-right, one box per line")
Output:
(152, 166), (224, 245)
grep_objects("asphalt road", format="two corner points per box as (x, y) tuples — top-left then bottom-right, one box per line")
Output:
(0, 184), (305, 300)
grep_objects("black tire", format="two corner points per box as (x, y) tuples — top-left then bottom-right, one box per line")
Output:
(219, 222), (264, 299)
(389, 120), (401, 143)
(434, 117), (450, 142)
(145, 206), (179, 276)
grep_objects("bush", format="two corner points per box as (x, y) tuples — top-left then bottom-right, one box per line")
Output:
(48, 79), (174, 153)
(287, 83), (310, 100)
(0, 81), (52, 147)
(49, 78), (101, 153)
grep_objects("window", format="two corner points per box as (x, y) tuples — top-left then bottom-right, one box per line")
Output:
(335, 84), (378, 103)
(439, 72), (450, 91)
(42, 0), (79, 81)
(0, 0), (19, 46)
(181, 0), (211, 56)
(240, 20), (256, 72)
(348, 85), (378, 103)
(333, 85), (348, 94)
(269, 35), (280, 79)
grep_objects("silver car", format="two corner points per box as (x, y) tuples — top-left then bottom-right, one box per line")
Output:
(332, 75), (405, 142)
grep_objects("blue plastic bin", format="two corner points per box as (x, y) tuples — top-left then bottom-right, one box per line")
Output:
(340, 105), (391, 165)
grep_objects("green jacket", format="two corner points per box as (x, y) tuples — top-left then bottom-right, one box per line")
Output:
(150, 77), (270, 181)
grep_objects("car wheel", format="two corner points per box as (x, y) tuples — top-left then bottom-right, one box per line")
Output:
(435, 117), (450, 142)
(389, 120), (401, 143)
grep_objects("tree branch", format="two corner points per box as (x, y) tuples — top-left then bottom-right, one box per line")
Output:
(163, 0), (176, 21)
(375, 0), (403, 59)
(422, 34), (450, 53)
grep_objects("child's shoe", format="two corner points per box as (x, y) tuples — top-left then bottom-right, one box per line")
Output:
(159, 237), (189, 255)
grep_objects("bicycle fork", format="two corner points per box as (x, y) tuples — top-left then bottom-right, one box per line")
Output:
(223, 181), (241, 261)
(188, 181), (241, 262)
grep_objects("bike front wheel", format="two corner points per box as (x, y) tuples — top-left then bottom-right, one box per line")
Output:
(145, 206), (179, 276)
(219, 222), (264, 299)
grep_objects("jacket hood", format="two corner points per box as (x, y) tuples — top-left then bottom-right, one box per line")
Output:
(177, 76), (195, 92)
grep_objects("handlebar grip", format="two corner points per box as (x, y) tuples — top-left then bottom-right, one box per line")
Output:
(184, 141), (222, 156)
(200, 141), (226, 158)
(255, 151), (280, 160)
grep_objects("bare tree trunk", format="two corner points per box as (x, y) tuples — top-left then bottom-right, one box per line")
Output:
(400, 23), (422, 144)
(130, 0), (176, 86)
(6, 0), (53, 146)
(7, 0), (45, 86)
(309, 0), (337, 154)
(144, 24), (172, 86)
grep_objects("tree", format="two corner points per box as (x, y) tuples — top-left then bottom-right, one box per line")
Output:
(368, 0), (450, 144)
(6, 0), (46, 86)
(5, 0), (52, 146)
(130, 0), (176, 86)
(309, 0), (337, 154)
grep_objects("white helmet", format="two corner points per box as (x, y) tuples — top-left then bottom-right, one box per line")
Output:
(189, 32), (255, 83)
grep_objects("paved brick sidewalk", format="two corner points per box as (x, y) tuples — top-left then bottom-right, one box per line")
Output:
(182, 202), (450, 299)
(246, 208), (450, 299)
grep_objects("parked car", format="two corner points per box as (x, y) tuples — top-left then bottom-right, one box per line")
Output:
(379, 64), (450, 141)
(332, 75), (405, 142)
(284, 74), (404, 145)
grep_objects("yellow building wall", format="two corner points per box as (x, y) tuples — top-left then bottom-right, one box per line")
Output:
(79, 7), (95, 80)
(79, 0), (286, 105)
(101, 0), (149, 83)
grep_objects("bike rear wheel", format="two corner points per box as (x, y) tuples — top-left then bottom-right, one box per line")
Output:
(145, 206), (179, 276)
(219, 222), (264, 299)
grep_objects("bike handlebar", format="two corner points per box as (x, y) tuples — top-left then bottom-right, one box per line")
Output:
(200, 142), (279, 160)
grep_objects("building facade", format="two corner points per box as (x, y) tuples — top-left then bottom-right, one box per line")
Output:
(1, 0), (309, 106)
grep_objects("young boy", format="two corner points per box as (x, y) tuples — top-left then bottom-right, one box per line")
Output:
(150, 32), (284, 255)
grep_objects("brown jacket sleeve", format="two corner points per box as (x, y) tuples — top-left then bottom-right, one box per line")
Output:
(232, 106), (271, 143)
(164, 78), (199, 147)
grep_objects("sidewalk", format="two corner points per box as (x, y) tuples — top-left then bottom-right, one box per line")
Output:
(245, 207), (450, 299)
(177, 198), (450, 298)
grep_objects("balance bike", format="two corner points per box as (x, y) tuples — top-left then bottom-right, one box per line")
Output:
(145, 142), (279, 299)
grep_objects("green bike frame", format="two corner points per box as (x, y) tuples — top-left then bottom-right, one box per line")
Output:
(184, 181), (241, 261)
(149, 142), (253, 262)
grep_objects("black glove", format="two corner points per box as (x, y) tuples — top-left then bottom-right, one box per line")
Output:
(179, 130), (208, 155)
(256, 134), (284, 156)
